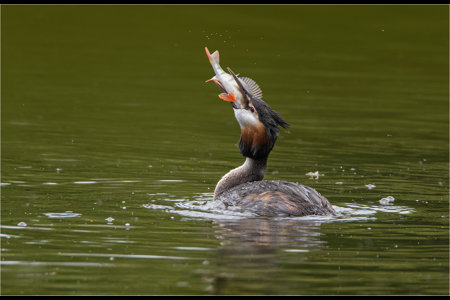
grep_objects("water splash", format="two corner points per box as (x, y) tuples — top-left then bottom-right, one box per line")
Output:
(44, 212), (82, 218)
(379, 196), (395, 205)
(143, 192), (414, 222)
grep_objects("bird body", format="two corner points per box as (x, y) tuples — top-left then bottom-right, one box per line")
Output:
(205, 48), (336, 217)
(216, 180), (335, 217)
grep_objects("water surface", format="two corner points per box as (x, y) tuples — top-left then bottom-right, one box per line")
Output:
(1, 5), (448, 295)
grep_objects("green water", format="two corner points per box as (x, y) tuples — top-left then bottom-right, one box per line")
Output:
(1, 4), (448, 295)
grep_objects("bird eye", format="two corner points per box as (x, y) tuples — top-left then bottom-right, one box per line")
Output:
(250, 107), (255, 113)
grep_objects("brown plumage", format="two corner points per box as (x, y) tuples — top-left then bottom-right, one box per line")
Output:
(217, 180), (335, 217)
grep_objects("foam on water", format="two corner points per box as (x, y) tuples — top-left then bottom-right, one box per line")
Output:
(143, 193), (415, 222)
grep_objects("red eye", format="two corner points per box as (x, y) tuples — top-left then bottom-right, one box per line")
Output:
(250, 107), (255, 113)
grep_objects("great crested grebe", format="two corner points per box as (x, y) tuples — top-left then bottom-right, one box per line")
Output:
(205, 48), (336, 217)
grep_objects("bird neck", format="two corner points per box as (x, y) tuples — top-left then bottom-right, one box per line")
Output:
(213, 156), (268, 200)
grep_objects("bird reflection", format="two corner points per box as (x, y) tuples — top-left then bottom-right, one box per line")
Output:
(208, 217), (330, 295)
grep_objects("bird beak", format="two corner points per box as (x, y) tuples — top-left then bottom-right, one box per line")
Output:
(213, 80), (228, 94)
(227, 67), (250, 108)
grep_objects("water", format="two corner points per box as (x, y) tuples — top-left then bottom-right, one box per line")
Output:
(1, 5), (448, 295)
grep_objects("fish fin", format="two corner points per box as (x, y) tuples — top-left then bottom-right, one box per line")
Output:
(205, 47), (212, 64)
(205, 47), (220, 63)
(219, 93), (237, 102)
(240, 77), (263, 99)
(210, 50), (220, 63)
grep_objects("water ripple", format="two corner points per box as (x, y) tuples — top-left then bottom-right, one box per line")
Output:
(58, 252), (197, 261)
(1, 260), (114, 267)
(143, 192), (415, 222)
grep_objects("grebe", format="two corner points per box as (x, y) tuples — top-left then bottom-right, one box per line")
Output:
(205, 48), (336, 217)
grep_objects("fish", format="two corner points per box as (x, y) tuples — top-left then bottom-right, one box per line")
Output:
(205, 47), (263, 109)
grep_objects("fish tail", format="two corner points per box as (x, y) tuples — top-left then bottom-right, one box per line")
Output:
(205, 47), (219, 64)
